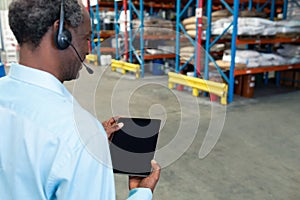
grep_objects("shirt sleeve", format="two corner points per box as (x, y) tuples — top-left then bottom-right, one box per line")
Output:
(127, 188), (152, 200)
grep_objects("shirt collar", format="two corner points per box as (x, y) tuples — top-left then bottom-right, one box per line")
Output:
(8, 63), (73, 100)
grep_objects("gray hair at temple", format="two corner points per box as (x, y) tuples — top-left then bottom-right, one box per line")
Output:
(8, 0), (84, 48)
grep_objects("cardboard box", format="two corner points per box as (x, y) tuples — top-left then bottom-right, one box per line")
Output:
(294, 70), (300, 88)
(280, 70), (294, 87)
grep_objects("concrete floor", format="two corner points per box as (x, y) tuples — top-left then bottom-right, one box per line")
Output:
(65, 65), (300, 200)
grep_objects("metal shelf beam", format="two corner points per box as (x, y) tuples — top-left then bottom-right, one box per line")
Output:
(234, 63), (300, 76)
(176, 0), (203, 77)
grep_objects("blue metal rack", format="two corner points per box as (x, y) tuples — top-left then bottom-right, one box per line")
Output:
(175, 0), (238, 102)
(113, 0), (146, 77)
(114, 0), (121, 60)
(204, 0), (239, 103)
(88, 1), (101, 65)
(93, 0), (293, 102)
(113, 0), (177, 77)
(175, 0), (196, 74)
(177, 0), (291, 103)
(129, 0), (145, 77)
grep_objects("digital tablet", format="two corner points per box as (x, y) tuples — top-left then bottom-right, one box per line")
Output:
(109, 117), (161, 177)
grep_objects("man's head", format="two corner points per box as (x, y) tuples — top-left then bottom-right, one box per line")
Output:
(9, 0), (83, 49)
(8, 0), (91, 82)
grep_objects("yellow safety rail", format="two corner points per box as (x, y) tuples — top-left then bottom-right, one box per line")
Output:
(168, 72), (228, 105)
(111, 59), (140, 78)
(85, 54), (98, 65)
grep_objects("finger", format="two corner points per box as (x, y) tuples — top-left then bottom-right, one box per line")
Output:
(128, 176), (143, 190)
(114, 116), (121, 121)
(150, 160), (161, 181)
(117, 122), (124, 129)
(129, 176), (143, 181)
(108, 116), (121, 125)
(107, 117), (116, 124)
(106, 123), (124, 136)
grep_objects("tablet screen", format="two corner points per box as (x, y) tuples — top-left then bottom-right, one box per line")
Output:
(109, 117), (161, 176)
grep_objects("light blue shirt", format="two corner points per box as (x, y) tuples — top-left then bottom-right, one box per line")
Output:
(0, 63), (152, 200)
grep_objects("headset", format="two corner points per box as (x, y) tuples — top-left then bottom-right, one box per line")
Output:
(54, 0), (94, 74)
(55, 0), (71, 50)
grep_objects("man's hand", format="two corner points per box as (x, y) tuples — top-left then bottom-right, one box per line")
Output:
(102, 116), (124, 140)
(129, 160), (161, 193)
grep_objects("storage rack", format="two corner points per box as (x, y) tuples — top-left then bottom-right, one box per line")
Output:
(203, 0), (300, 103)
(232, 0), (300, 96)
(89, 0), (299, 103)
(175, 0), (203, 76)
(87, 0), (101, 64)
(113, 0), (177, 77)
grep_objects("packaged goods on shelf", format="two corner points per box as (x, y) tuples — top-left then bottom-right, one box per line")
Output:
(211, 9), (232, 21)
(179, 46), (194, 64)
(239, 10), (268, 18)
(276, 44), (300, 57)
(180, 44), (224, 62)
(287, 0), (300, 20)
(182, 16), (207, 28)
(210, 16), (300, 37)
(131, 16), (174, 36)
(182, 16), (207, 39)
(238, 17), (275, 26)
(258, 53), (287, 66)
(276, 20), (300, 27)
(230, 17), (276, 36)
(210, 44), (225, 52)
(222, 50), (288, 68)
(209, 60), (246, 70)
(276, 44), (300, 64)
(211, 18), (232, 35)
(275, 20), (300, 35)
(157, 45), (175, 54)
(179, 45), (205, 70)
(182, 10), (231, 38)
(146, 49), (165, 55)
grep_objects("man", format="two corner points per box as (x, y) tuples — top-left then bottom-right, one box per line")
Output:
(0, 0), (160, 199)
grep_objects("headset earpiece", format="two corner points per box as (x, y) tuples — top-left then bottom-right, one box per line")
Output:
(54, 0), (72, 50)
(55, 29), (72, 50)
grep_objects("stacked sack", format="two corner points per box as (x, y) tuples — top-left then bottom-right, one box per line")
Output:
(275, 20), (300, 38)
(276, 44), (300, 64)
(222, 49), (287, 68)
(212, 16), (300, 37)
(131, 16), (174, 36)
(287, 0), (300, 20)
(179, 43), (225, 70)
(182, 16), (207, 38)
(182, 9), (231, 39)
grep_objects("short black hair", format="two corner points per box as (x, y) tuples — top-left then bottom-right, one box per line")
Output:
(8, 0), (84, 48)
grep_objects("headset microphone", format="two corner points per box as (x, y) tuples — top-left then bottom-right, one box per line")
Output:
(69, 43), (94, 74)
(55, 0), (93, 74)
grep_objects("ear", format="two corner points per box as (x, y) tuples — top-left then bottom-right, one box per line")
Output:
(53, 20), (60, 31)
(52, 20), (60, 48)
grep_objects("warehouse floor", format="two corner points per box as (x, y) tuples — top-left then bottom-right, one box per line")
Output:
(2, 63), (299, 199)
(1, 62), (293, 200)
(63, 65), (300, 200)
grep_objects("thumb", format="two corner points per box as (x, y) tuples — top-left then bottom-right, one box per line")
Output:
(110, 122), (124, 133)
(150, 160), (160, 180)
(117, 122), (124, 129)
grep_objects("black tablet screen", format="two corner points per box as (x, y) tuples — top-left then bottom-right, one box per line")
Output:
(109, 118), (161, 176)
